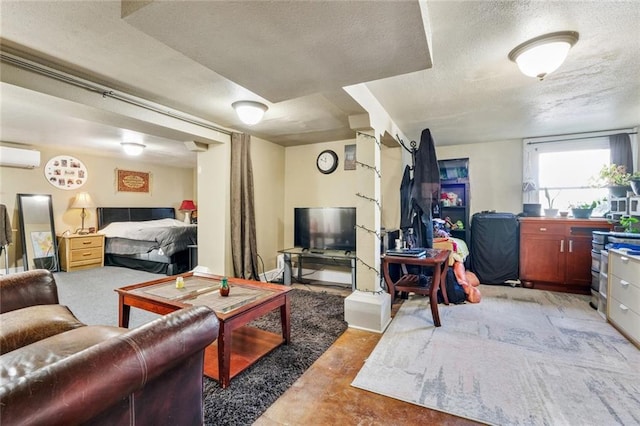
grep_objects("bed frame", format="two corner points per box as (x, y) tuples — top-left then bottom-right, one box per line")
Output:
(97, 207), (190, 275)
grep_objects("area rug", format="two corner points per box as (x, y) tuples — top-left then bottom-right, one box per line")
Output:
(351, 285), (640, 425)
(203, 288), (347, 425)
(55, 267), (348, 425)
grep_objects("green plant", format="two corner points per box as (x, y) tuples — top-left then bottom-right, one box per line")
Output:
(590, 164), (631, 187)
(620, 216), (640, 233)
(543, 188), (559, 209)
(571, 200), (600, 209)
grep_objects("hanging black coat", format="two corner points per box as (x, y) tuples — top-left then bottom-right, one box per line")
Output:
(399, 166), (414, 230)
(410, 129), (440, 248)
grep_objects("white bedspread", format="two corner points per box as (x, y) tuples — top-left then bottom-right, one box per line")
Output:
(99, 218), (191, 239)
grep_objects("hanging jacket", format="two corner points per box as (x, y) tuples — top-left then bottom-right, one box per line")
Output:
(0, 204), (12, 247)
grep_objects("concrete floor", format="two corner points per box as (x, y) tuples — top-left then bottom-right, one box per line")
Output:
(254, 282), (482, 425)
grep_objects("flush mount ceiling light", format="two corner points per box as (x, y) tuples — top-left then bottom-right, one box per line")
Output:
(121, 142), (145, 156)
(508, 31), (579, 80)
(232, 101), (268, 125)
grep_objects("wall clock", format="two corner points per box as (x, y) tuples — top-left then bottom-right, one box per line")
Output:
(316, 149), (338, 174)
(44, 155), (88, 190)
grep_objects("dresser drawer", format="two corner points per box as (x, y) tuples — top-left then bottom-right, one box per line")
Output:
(70, 235), (104, 250)
(608, 298), (640, 343)
(69, 247), (103, 263)
(609, 252), (640, 285)
(610, 274), (640, 313)
(520, 222), (566, 235)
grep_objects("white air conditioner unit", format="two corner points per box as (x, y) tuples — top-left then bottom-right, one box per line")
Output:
(0, 146), (41, 169)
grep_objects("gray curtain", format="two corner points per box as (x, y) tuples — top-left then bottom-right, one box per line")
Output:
(609, 133), (633, 173)
(230, 132), (259, 280)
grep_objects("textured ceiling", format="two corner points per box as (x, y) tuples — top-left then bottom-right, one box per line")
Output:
(123, 1), (432, 102)
(0, 1), (638, 168)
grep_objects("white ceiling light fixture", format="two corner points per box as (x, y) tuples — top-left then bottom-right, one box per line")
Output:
(232, 101), (268, 125)
(508, 31), (579, 81)
(121, 142), (145, 156)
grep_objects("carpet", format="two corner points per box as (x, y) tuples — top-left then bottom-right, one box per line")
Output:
(54, 267), (348, 425)
(351, 285), (640, 426)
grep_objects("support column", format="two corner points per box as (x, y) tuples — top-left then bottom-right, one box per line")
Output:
(196, 137), (231, 274)
(344, 130), (391, 333)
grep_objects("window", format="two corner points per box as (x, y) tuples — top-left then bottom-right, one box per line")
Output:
(523, 136), (610, 217)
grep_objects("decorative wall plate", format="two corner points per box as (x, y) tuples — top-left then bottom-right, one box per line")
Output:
(44, 155), (88, 190)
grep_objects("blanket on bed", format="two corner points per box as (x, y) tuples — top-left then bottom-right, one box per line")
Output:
(104, 225), (197, 257)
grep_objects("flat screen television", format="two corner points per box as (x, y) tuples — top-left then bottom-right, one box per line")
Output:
(294, 207), (356, 252)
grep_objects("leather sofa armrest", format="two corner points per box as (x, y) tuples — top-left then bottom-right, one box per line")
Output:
(0, 305), (220, 425)
(0, 270), (59, 313)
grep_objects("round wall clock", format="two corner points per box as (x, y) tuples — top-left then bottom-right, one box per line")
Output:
(44, 155), (88, 190)
(316, 149), (339, 174)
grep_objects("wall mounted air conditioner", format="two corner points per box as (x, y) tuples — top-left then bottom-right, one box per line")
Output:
(0, 146), (41, 169)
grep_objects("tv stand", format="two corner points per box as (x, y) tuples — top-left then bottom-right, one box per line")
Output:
(278, 248), (356, 290)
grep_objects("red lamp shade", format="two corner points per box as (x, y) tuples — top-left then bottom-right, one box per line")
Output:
(179, 200), (196, 211)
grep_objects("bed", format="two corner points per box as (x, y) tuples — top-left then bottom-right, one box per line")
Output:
(97, 207), (197, 275)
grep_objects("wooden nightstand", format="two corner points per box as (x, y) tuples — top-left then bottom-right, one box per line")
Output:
(58, 233), (105, 272)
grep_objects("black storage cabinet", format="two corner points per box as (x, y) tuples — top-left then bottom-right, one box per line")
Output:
(469, 212), (519, 284)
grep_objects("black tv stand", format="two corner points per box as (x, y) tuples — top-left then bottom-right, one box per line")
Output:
(278, 247), (356, 290)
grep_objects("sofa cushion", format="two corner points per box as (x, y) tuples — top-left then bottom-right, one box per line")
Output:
(0, 305), (86, 355)
(0, 325), (126, 383)
(0, 269), (59, 313)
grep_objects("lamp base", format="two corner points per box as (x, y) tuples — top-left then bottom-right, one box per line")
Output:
(77, 229), (90, 235)
(183, 212), (191, 224)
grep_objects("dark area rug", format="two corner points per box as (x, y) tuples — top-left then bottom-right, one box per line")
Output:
(203, 288), (347, 426)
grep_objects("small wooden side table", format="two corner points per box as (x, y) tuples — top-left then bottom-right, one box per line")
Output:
(58, 233), (105, 272)
(381, 248), (451, 327)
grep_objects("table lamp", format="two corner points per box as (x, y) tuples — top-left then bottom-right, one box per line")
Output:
(179, 200), (196, 224)
(71, 192), (95, 234)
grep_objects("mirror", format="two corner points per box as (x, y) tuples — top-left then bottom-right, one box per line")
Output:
(17, 193), (59, 272)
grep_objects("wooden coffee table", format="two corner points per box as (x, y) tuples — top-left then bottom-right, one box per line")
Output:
(116, 271), (292, 388)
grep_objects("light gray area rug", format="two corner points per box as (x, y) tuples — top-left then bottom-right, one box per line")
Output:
(352, 285), (640, 426)
(54, 266), (164, 328)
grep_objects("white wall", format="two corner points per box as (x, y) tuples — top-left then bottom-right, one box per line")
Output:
(283, 139), (359, 248)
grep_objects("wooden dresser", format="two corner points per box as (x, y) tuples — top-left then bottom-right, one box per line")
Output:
(607, 248), (640, 348)
(58, 233), (105, 272)
(519, 218), (611, 294)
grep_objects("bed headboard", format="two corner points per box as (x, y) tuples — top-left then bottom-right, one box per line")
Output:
(97, 207), (176, 229)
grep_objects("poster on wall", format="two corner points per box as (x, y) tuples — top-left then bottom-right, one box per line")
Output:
(344, 144), (356, 170)
(44, 155), (88, 190)
(115, 169), (151, 193)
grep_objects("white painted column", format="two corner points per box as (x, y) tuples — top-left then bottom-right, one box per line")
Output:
(344, 130), (392, 333)
(196, 138), (231, 275)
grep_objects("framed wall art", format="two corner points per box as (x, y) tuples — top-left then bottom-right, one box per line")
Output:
(44, 155), (88, 190)
(344, 144), (356, 170)
(116, 169), (151, 193)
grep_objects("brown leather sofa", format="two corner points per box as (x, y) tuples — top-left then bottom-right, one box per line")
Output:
(0, 269), (219, 425)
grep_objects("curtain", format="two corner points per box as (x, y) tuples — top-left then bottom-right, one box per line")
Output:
(230, 132), (259, 280)
(609, 133), (633, 174)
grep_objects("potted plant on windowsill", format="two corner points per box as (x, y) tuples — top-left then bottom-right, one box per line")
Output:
(570, 200), (599, 219)
(590, 164), (632, 198)
(543, 188), (559, 217)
